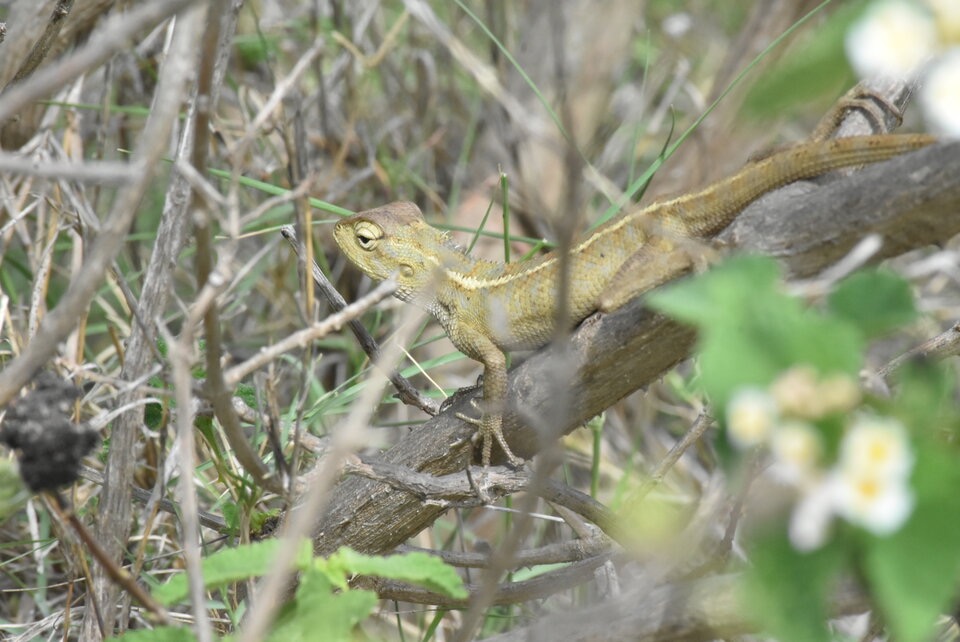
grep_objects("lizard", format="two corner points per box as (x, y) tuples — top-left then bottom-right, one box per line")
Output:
(333, 133), (935, 468)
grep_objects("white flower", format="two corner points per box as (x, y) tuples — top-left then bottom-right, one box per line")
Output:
(846, 1), (938, 79)
(726, 388), (777, 448)
(788, 415), (916, 550)
(833, 469), (915, 534)
(926, 0), (960, 42)
(770, 421), (823, 484)
(840, 415), (913, 479)
(789, 477), (839, 552)
(920, 48), (960, 136)
(835, 415), (915, 535)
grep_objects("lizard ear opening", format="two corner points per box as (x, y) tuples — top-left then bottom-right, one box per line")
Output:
(354, 221), (382, 250)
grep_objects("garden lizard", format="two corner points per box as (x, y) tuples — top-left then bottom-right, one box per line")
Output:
(334, 134), (935, 467)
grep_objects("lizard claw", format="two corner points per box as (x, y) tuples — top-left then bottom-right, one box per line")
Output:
(456, 398), (523, 468)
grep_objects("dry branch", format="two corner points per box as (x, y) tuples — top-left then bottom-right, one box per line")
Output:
(480, 574), (869, 642)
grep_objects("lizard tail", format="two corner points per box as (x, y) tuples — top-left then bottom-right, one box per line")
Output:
(655, 134), (937, 238)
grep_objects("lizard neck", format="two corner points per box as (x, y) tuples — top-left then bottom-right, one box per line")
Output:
(410, 237), (505, 311)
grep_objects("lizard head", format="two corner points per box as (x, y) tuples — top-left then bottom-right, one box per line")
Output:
(334, 201), (456, 303)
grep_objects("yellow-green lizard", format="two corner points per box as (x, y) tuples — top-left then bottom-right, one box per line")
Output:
(334, 134), (934, 467)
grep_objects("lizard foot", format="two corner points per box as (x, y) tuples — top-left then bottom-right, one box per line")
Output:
(812, 82), (904, 141)
(456, 398), (523, 468)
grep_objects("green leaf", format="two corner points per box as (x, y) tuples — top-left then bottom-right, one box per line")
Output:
(649, 255), (862, 409)
(267, 567), (377, 642)
(889, 360), (957, 436)
(327, 548), (468, 599)
(154, 539), (313, 606)
(235, 33), (281, 67)
(865, 442), (960, 642)
(0, 459), (29, 524)
(221, 501), (240, 535)
(234, 383), (257, 410)
(828, 269), (916, 337)
(144, 401), (165, 430)
(110, 626), (198, 642)
(647, 255), (781, 324)
(251, 508), (282, 536)
(743, 530), (844, 642)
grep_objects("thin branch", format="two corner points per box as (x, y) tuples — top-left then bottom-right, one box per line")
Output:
(370, 552), (619, 608)
(632, 411), (713, 502)
(78, 466), (228, 532)
(167, 9), (232, 636)
(82, 4), (221, 638)
(228, 41), (324, 160)
(281, 225), (440, 415)
(341, 455), (619, 540)
(0, 0), (201, 124)
(46, 491), (173, 626)
(876, 321), (960, 380)
(8, 0), (75, 85)
(0, 154), (135, 184)
(224, 278), (398, 387)
(396, 534), (610, 569)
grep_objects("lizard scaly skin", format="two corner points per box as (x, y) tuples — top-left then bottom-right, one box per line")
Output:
(334, 134), (935, 467)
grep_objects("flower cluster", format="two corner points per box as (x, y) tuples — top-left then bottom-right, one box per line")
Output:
(845, 0), (960, 136)
(726, 366), (915, 551)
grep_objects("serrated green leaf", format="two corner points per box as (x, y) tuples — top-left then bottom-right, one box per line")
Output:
(267, 567), (377, 642)
(649, 255), (862, 409)
(744, 530), (844, 642)
(865, 443), (960, 642)
(828, 269), (916, 337)
(154, 539), (313, 606)
(647, 255), (781, 324)
(327, 548), (468, 599)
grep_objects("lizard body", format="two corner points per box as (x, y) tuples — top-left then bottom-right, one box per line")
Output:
(334, 134), (935, 466)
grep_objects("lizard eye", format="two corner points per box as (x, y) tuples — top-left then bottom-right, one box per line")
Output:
(354, 221), (382, 251)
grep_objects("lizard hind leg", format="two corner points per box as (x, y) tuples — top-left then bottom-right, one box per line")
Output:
(453, 333), (524, 468)
(598, 236), (708, 312)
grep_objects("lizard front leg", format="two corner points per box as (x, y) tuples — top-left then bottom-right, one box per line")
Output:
(453, 334), (523, 467)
